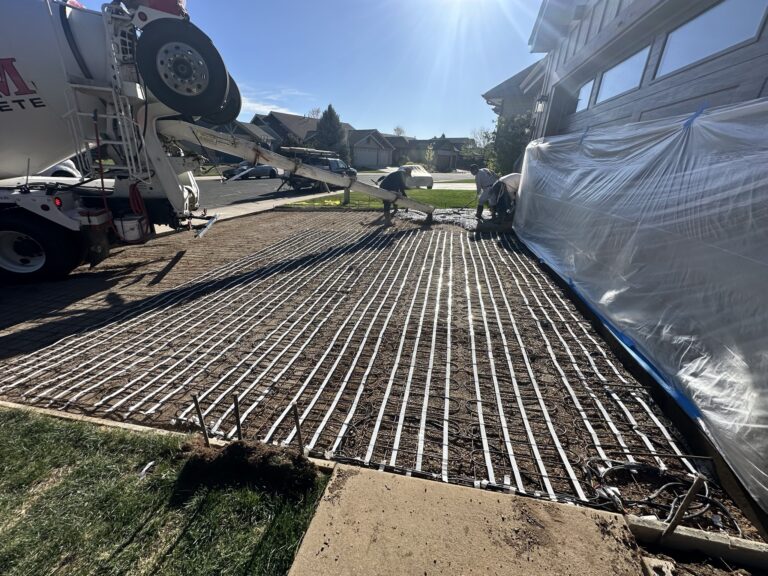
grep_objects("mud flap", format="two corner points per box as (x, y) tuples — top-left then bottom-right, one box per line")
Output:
(81, 221), (111, 267)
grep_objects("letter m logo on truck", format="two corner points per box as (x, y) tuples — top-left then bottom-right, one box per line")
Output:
(0, 58), (35, 96)
(0, 58), (45, 112)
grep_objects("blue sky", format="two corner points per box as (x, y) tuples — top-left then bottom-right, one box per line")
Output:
(83, 0), (543, 138)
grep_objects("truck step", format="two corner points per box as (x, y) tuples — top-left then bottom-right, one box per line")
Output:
(84, 139), (126, 146)
(74, 112), (123, 120)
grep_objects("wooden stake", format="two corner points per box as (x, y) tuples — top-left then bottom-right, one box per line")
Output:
(292, 403), (304, 456)
(232, 394), (243, 441)
(192, 394), (210, 447)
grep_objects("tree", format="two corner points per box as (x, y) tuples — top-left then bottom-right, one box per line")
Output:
(393, 125), (406, 136)
(423, 143), (435, 171)
(470, 127), (494, 149)
(307, 107), (321, 119)
(493, 113), (532, 174)
(314, 104), (349, 161)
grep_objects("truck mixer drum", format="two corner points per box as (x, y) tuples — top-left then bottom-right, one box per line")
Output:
(203, 74), (242, 125)
(136, 18), (229, 117)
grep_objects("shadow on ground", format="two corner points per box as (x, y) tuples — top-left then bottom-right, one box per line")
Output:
(0, 228), (402, 360)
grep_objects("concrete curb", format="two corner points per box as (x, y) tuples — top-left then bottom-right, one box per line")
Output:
(627, 515), (768, 569)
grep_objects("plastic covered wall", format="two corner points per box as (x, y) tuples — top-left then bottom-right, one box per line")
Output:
(514, 98), (768, 512)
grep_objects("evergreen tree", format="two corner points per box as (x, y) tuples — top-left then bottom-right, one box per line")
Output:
(315, 104), (350, 161)
(493, 113), (532, 174)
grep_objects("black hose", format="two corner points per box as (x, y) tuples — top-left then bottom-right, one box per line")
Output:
(59, 3), (93, 80)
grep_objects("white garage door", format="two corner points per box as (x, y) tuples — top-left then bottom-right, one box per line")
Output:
(355, 147), (381, 169)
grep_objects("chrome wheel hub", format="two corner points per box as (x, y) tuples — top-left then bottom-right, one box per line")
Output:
(156, 42), (210, 96)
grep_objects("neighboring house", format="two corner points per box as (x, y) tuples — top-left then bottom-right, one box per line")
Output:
(487, 0), (768, 139)
(445, 137), (476, 149)
(252, 111), (355, 148)
(430, 138), (462, 172)
(383, 135), (412, 165)
(403, 138), (463, 172)
(235, 122), (277, 149)
(250, 114), (283, 148)
(347, 130), (395, 169)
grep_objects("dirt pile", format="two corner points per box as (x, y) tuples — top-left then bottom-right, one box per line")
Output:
(177, 439), (318, 495)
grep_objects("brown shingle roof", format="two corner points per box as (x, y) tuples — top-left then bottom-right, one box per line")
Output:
(268, 111), (354, 141)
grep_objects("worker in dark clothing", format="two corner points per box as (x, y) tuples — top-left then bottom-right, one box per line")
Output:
(376, 169), (408, 217)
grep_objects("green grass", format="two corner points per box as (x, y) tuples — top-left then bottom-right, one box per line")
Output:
(0, 409), (327, 576)
(290, 188), (476, 210)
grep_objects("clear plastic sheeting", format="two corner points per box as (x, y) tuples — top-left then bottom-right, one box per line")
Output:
(514, 98), (768, 512)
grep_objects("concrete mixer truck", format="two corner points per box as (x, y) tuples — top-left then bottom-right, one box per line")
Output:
(0, 0), (433, 282)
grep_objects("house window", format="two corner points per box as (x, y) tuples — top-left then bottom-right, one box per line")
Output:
(575, 80), (594, 112)
(656, 0), (768, 78)
(596, 46), (650, 103)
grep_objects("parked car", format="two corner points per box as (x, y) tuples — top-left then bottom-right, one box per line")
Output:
(400, 165), (433, 189)
(223, 161), (279, 180)
(305, 156), (357, 178)
(37, 159), (82, 179)
(281, 147), (357, 191)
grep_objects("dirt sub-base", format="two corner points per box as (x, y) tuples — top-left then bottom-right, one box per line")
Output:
(289, 464), (642, 576)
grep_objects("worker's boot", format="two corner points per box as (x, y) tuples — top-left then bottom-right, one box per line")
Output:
(475, 206), (484, 220)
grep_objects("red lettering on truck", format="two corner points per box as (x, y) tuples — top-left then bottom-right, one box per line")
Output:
(0, 58), (36, 97)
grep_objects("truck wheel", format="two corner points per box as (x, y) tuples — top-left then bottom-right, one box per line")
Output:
(202, 75), (241, 125)
(136, 18), (229, 117)
(0, 212), (82, 282)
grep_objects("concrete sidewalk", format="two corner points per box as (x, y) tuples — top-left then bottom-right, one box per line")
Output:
(289, 465), (641, 576)
(432, 182), (475, 190)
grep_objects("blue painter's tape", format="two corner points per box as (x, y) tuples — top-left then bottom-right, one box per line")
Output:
(579, 126), (590, 146)
(683, 102), (708, 129)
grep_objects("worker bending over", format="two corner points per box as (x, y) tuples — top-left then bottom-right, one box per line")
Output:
(489, 172), (521, 222)
(470, 164), (498, 220)
(376, 168), (408, 218)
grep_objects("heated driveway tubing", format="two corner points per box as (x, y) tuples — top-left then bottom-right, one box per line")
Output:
(0, 211), (758, 539)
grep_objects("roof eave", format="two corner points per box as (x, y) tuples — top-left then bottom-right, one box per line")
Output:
(529, 0), (574, 53)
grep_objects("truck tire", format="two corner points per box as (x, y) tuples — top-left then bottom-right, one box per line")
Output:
(202, 75), (241, 125)
(0, 211), (82, 282)
(136, 18), (229, 117)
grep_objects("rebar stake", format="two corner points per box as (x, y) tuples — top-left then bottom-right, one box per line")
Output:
(292, 403), (303, 456)
(192, 394), (210, 447)
(662, 474), (706, 539)
(232, 394), (243, 441)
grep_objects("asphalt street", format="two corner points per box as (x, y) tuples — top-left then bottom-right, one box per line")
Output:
(197, 172), (470, 209)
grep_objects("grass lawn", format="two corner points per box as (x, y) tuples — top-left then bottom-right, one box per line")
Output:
(0, 408), (327, 576)
(290, 188), (476, 210)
